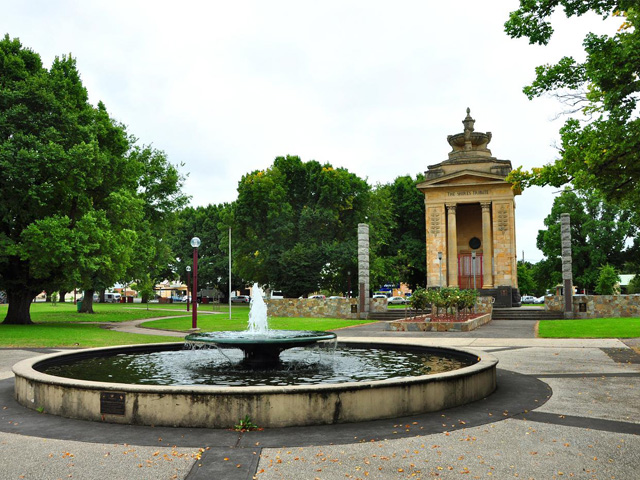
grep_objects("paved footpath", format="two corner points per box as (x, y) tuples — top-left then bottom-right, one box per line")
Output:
(1, 319), (639, 479)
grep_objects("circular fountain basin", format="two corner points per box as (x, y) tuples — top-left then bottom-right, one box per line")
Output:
(184, 330), (337, 365)
(13, 342), (498, 428)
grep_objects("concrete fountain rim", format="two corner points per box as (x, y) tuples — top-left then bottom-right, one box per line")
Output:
(13, 341), (498, 394)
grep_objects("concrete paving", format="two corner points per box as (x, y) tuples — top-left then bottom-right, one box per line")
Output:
(1, 319), (639, 479)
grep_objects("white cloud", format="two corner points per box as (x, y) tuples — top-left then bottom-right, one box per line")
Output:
(1, 0), (619, 262)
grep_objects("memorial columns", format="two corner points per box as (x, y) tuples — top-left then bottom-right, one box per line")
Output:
(446, 203), (458, 287)
(480, 202), (493, 288)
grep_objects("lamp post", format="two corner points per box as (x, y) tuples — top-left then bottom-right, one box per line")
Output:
(186, 265), (191, 312)
(471, 250), (477, 290)
(190, 237), (201, 329)
(437, 252), (443, 289)
(228, 227), (232, 320)
(347, 270), (351, 298)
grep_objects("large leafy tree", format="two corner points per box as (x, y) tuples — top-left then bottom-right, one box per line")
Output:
(517, 261), (540, 296)
(535, 189), (636, 293)
(0, 35), (101, 323)
(233, 155), (370, 298)
(0, 35), (185, 322)
(169, 203), (242, 302)
(370, 175), (426, 290)
(124, 145), (188, 302)
(504, 1), (640, 207)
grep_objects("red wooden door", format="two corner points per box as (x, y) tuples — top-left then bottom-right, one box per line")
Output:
(458, 254), (483, 289)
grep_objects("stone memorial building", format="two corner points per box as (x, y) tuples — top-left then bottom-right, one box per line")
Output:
(416, 109), (521, 307)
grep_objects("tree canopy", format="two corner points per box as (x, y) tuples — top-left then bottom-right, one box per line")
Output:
(232, 156), (370, 298)
(370, 175), (426, 290)
(534, 189), (636, 293)
(0, 35), (185, 323)
(168, 203), (242, 300)
(504, 1), (640, 207)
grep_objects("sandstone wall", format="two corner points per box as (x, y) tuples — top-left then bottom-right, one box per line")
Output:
(475, 296), (494, 315)
(546, 295), (640, 318)
(266, 297), (387, 319)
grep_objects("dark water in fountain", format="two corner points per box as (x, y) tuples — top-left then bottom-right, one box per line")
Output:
(38, 345), (476, 387)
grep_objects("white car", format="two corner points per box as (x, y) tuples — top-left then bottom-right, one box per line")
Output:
(388, 296), (407, 305)
(372, 294), (387, 299)
(521, 295), (537, 304)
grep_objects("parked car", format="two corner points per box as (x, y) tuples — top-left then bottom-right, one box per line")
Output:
(388, 296), (407, 305)
(104, 292), (122, 303)
(521, 295), (537, 304)
(328, 295), (345, 299)
(309, 294), (326, 299)
(534, 296), (545, 304)
(230, 295), (250, 303)
(372, 294), (387, 299)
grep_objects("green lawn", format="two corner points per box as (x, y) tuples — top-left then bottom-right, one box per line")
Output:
(538, 318), (640, 338)
(0, 301), (190, 323)
(142, 313), (372, 332)
(0, 302), (373, 347)
(0, 323), (180, 348)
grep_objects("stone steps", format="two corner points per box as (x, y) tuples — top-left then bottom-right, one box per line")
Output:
(492, 308), (564, 320)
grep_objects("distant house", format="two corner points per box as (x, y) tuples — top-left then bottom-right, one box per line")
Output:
(619, 274), (637, 294)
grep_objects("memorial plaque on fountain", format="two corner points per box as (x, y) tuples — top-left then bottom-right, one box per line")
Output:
(100, 392), (126, 415)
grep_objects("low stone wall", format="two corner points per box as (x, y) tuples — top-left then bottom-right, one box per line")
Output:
(386, 313), (492, 332)
(475, 296), (494, 315)
(266, 297), (387, 319)
(546, 295), (640, 318)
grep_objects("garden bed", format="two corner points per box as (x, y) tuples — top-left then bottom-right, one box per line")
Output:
(385, 312), (492, 332)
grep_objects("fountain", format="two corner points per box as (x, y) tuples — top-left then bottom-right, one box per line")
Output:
(184, 284), (337, 365)
(12, 284), (498, 428)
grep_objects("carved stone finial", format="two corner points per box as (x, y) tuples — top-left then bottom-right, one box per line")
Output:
(446, 108), (493, 158)
(463, 108), (475, 134)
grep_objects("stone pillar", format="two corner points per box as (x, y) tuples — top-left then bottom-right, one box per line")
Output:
(480, 202), (493, 288)
(492, 202), (516, 287)
(446, 204), (458, 287)
(560, 213), (573, 318)
(358, 223), (370, 318)
(426, 204), (446, 288)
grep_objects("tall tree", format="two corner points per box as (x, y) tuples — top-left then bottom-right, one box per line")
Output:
(233, 156), (370, 298)
(536, 190), (636, 293)
(169, 203), (242, 302)
(0, 36), (99, 323)
(517, 261), (539, 296)
(0, 35), (185, 322)
(504, 2), (640, 207)
(370, 174), (426, 290)
(124, 145), (188, 302)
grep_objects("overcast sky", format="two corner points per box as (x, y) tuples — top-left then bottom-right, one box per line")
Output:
(3, 1), (618, 262)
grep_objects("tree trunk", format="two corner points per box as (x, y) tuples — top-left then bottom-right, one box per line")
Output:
(59, 290), (68, 303)
(98, 289), (106, 303)
(45, 293), (52, 302)
(79, 289), (95, 313)
(2, 290), (36, 324)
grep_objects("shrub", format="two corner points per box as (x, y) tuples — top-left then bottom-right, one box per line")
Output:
(410, 287), (479, 316)
(595, 264), (620, 295)
(409, 287), (430, 311)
